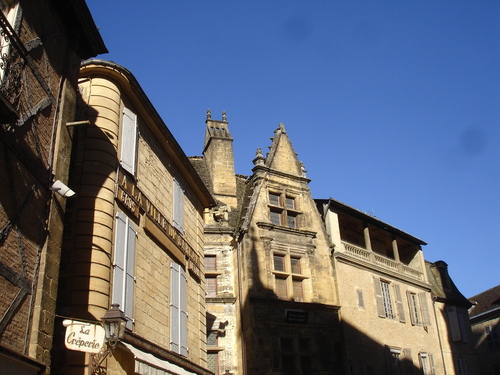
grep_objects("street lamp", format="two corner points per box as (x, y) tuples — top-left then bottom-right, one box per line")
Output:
(101, 303), (127, 347)
(90, 304), (127, 374)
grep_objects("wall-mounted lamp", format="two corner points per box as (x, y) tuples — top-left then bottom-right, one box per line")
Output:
(90, 304), (127, 374)
(50, 179), (75, 198)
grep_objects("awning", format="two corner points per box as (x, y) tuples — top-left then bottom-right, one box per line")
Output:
(122, 342), (198, 375)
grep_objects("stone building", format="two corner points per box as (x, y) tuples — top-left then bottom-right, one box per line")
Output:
(0, 0), (106, 373)
(426, 261), (478, 375)
(318, 199), (444, 374)
(53, 60), (215, 374)
(469, 285), (500, 375)
(192, 115), (344, 375)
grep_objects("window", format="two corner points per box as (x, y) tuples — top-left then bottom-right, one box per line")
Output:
(205, 255), (219, 298)
(357, 289), (365, 308)
(0, 0), (20, 82)
(268, 191), (300, 228)
(374, 278), (395, 319)
(419, 353), (435, 375)
(486, 324), (500, 350)
(173, 177), (184, 232)
(273, 253), (305, 301)
(408, 292), (421, 325)
(170, 261), (188, 356)
(207, 330), (219, 374)
(112, 212), (136, 330)
(120, 107), (138, 175)
(387, 347), (403, 375)
(277, 336), (316, 373)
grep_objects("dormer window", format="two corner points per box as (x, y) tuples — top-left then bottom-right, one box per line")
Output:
(268, 191), (300, 229)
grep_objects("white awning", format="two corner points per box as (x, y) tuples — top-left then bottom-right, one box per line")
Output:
(122, 342), (198, 375)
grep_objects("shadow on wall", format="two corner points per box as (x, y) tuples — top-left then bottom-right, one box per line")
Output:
(51, 93), (118, 374)
(237, 226), (427, 375)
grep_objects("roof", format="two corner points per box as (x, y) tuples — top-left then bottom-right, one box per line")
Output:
(316, 198), (427, 245)
(425, 260), (471, 308)
(469, 284), (500, 318)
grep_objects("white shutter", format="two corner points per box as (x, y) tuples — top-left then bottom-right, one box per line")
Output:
(125, 217), (136, 329)
(373, 277), (386, 318)
(120, 107), (138, 175)
(112, 213), (127, 308)
(180, 266), (188, 356)
(447, 306), (461, 341)
(170, 262), (180, 353)
(394, 284), (405, 323)
(112, 212), (135, 329)
(173, 178), (184, 232)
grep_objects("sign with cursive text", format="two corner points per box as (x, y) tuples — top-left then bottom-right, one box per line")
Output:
(63, 320), (105, 353)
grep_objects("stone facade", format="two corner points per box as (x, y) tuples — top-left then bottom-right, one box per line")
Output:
(0, 1), (106, 373)
(54, 60), (214, 375)
(193, 117), (343, 375)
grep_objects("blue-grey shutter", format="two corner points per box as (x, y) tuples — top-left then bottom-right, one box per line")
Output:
(173, 178), (184, 232)
(120, 107), (137, 175)
(373, 277), (386, 318)
(170, 262), (180, 353)
(447, 306), (461, 341)
(457, 308), (468, 343)
(419, 293), (431, 327)
(394, 284), (406, 323)
(125, 217), (136, 329)
(180, 266), (188, 356)
(112, 213), (127, 308)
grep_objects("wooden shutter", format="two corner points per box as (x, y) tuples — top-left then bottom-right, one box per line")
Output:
(373, 277), (386, 318)
(180, 266), (188, 356)
(419, 293), (431, 327)
(429, 353), (435, 375)
(170, 262), (180, 353)
(394, 284), (406, 323)
(357, 289), (365, 308)
(447, 306), (461, 341)
(403, 348), (413, 375)
(173, 178), (184, 232)
(120, 107), (138, 175)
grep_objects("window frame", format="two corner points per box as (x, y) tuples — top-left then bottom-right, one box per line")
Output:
(272, 252), (306, 302)
(170, 261), (188, 356)
(204, 254), (220, 298)
(268, 191), (300, 229)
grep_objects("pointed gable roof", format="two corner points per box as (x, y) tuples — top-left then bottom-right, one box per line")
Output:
(260, 123), (307, 179)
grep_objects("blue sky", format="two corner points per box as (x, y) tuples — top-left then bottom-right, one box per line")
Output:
(86, 0), (499, 298)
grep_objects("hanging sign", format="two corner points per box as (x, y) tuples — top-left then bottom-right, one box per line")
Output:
(63, 319), (105, 353)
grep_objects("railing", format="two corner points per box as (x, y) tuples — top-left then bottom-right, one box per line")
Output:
(339, 241), (424, 281)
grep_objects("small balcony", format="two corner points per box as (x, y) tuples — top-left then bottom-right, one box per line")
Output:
(338, 241), (424, 282)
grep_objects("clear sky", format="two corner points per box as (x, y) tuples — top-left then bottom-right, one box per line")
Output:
(86, 0), (499, 298)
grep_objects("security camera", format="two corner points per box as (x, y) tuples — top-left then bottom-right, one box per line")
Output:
(50, 180), (75, 198)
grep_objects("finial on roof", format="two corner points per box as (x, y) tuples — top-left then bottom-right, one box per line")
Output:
(300, 161), (307, 177)
(253, 147), (265, 166)
(206, 109), (212, 119)
(222, 111), (227, 122)
(276, 122), (286, 134)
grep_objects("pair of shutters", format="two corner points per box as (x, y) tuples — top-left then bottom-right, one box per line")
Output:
(112, 212), (136, 330)
(170, 262), (188, 356)
(373, 277), (431, 326)
(447, 306), (468, 342)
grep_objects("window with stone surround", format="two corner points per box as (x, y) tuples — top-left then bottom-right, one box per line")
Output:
(273, 253), (305, 301)
(374, 278), (396, 319)
(276, 336), (316, 373)
(268, 191), (300, 229)
(419, 352), (435, 375)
